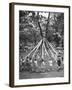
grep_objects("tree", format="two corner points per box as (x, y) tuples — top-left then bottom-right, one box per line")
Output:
(19, 11), (64, 51)
(51, 13), (64, 47)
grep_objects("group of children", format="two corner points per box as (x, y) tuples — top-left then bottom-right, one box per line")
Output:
(19, 55), (63, 72)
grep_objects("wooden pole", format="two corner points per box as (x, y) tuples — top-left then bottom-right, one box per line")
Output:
(37, 12), (43, 38)
(45, 12), (50, 38)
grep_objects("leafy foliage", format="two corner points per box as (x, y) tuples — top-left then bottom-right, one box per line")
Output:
(19, 11), (64, 52)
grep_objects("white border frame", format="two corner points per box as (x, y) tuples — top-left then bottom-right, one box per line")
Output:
(14, 4), (69, 86)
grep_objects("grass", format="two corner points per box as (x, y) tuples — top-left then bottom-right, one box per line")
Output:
(19, 70), (64, 79)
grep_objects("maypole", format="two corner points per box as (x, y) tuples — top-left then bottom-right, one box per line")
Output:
(22, 12), (58, 71)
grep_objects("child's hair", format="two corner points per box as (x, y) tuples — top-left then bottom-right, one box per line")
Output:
(30, 58), (31, 60)
(42, 58), (44, 62)
(35, 58), (36, 61)
(26, 56), (29, 59)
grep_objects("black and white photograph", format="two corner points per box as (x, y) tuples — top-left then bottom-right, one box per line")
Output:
(9, 3), (70, 87)
(19, 11), (64, 79)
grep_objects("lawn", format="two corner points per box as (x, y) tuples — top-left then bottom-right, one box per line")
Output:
(19, 70), (64, 79)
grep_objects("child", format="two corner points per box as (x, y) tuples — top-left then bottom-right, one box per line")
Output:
(57, 57), (61, 71)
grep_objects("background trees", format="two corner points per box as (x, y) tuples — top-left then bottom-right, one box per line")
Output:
(19, 11), (64, 52)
